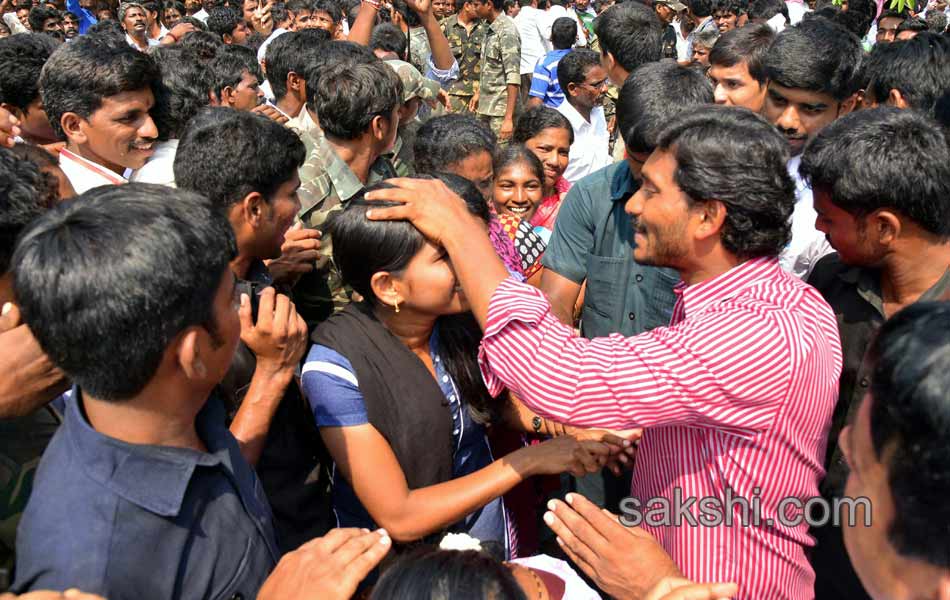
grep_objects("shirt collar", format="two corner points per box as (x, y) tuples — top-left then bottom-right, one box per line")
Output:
(674, 256), (779, 318)
(558, 99), (591, 128)
(59, 148), (128, 187)
(609, 161), (638, 203)
(64, 387), (239, 518)
(838, 263), (950, 314)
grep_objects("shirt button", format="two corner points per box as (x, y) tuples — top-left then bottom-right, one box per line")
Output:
(635, 274), (644, 282)
(230, 594), (244, 600)
(628, 312), (636, 321)
(442, 375), (449, 383)
(859, 377), (869, 388)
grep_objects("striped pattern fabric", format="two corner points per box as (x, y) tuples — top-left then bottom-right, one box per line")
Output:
(478, 257), (842, 599)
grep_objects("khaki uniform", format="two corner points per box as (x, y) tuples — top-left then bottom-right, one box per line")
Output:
(442, 14), (488, 114)
(384, 59), (441, 176)
(477, 13), (521, 136)
(294, 129), (396, 328)
(408, 26), (432, 75)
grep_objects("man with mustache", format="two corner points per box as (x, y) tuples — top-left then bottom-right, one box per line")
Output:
(39, 34), (160, 194)
(555, 49), (611, 183)
(119, 2), (159, 50)
(761, 16), (862, 279)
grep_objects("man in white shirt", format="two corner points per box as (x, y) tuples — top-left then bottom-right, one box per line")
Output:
(39, 35), (160, 194)
(514, 0), (550, 97)
(120, 2), (161, 50)
(555, 49), (611, 182)
(545, 0), (586, 46)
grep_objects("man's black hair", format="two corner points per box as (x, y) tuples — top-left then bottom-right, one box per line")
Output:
(709, 22), (775, 84)
(84, 18), (125, 36)
(371, 22), (409, 59)
(800, 107), (950, 238)
(877, 7), (907, 23)
(550, 16), (577, 50)
(206, 6), (243, 38)
(655, 106), (794, 258)
(209, 44), (262, 98)
(150, 47), (213, 140)
(0, 34), (58, 111)
(413, 114), (496, 173)
(0, 147), (55, 274)
(556, 48), (601, 95)
(303, 40), (376, 109)
(141, 0), (161, 14)
(712, 0), (742, 15)
(28, 4), (61, 32)
(39, 34), (159, 140)
(897, 15), (927, 33)
(864, 33), (950, 120)
(179, 15), (210, 30)
(926, 10), (947, 33)
(265, 29), (332, 100)
(593, 1), (663, 73)
(618, 60), (713, 154)
(866, 302), (950, 569)
(180, 29), (224, 59)
(271, 1), (290, 24)
(312, 58), (402, 140)
(763, 16), (863, 101)
(12, 184), (237, 401)
(747, 0), (787, 23)
(689, 0), (714, 18)
(831, 6), (874, 38)
(312, 0), (342, 22)
(175, 107), (305, 213)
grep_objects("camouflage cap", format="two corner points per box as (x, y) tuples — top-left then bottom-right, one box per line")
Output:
(384, 58), (442, 103)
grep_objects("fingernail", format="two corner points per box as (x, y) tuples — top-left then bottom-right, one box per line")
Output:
(375, 528), (388, 537)
(379, 535), (392, 546)
(1, 302), (11, 316)
(240, 293), (248, 306)
(547, 499), (557, 511)
(361, 528), (370, 533)
(565, 493), (574, 505)
(543, 511), (554, 525)
(365, 209), (374, 218)
(555, 536), (564, 546)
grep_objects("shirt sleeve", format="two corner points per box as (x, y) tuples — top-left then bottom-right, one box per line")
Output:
(501, 28), (523, 87)
(301, 345), (369, 427)
(426, 56), (460, 86)
(64, 0), (98, 33)
(477, 278), (793, 436)
(528, 61), (551, 98)
(539, 179), (595, 283)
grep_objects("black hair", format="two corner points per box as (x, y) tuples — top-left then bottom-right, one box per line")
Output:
(689, 0), (714, 17)
(28, 4), (60, 32)
(712, 0), (742, 15)
(708, 22), (775, 83)
(831, 6), (874, 38)
(141, 0), (161, 14)
(175, 107), (305, 212)
(800, 107), (950, 238)
(39, 34), (159, 141)
(286, 0), (311, 13)
(206, 5), (243, 37)
(303, 40), (377, 108)
(265, 29), (332, 100)
(763, 16), (863, 101)
(313, 58), (402, 140)
(209, 44), (262, 98)
(864, 33), (950, 120)
(897, 16), (928, 33)
(371, 22), (408, 58)
(866, 302), (950, 568)
(180, 29), (224, 59)
(493, 144), (544, 183)
(369, 548), (527, 600)
(413, 114), (496, 173)
(693, 28), (720, 50)
(179, 15), (210, 30)
(654, 106), (794, 258)
(12, 184), (237, 401)
(512, 105), (574, 145)
(271, 1), (290, 23)
(312, 0), (342, 22)
(164, 0), (186, 17)
(926, 10), (947, 33)
(877, 7), (907, 24)
(593, 2), (663, 74)
(747, 0), (787, 23)
(84, 18), (125, 36)
(150, 47), (213, 140)
(618, 60), (713, 154)
(0, 147), (54, 274)
(0, 34), (58, 111)
(544, 17), (573, 52)
(556, 48), (601, 94)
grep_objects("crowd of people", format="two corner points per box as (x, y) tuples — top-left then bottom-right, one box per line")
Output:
(0, 0), (949, 597)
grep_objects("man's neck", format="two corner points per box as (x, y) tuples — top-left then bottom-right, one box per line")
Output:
(487, 8), (502, 22)
(81, 385), (208, 452)
(276, 94), (304, 119)
(679, 249), (744, 287)
(148, 21), (161, 38)
(127, 30), (148, 48)
(569, 98), (593, 123)
(458, 10), (475, 25)
(326, 135), (378, 184)
(230, 253), (256, 280)
(66, 142), (126, 176)
(880, 240), (950, 311)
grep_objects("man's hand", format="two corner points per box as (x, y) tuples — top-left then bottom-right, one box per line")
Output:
(566, 428), (639, 476)
(364, 177), (480, 249)
(252, 103), (290, 124)
(0, 106), (21, 148)
(499, 117), (513, 141)
(238, 287), (307, 376)
(161, 21), (197, 44)
(468, 92), (479, 112)
(265, 223), (321, 286)
(544, 493), (682, 600)
(645, 577), (738, 600)
(0, 590), (106, 600)
(257, 528), (392, 600)
(404, 0), (431, 14)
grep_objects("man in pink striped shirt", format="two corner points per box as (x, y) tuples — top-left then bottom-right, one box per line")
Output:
(366, 105), (842, 599)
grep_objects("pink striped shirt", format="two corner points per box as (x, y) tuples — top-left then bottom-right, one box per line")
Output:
(478, 257), (842, 600)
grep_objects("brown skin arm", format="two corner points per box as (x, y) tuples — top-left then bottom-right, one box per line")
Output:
(539, 268), (583, 327)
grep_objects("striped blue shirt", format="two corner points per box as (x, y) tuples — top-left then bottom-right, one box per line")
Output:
(528, 49), (571, 108)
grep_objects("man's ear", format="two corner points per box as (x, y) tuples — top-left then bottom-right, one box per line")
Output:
(887, 88), (909, 110)
(870, 209), (901, 247)
(176, 328), (208, 380)
(223, 32), (233, 44)
(239, 191), (267, 228)
(370, 113), (393, 143)
(839, 92), (860, 116)
(60, 112), (87, 145)
(220, 85), (236, 107)
(287, 71), (304, 94)
(695, 199), (727, 243)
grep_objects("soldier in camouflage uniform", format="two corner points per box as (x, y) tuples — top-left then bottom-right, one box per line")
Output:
(442, 0), (488, 114)
(385, 58), (442, 176)
(293, 60), (402, 329)
(472, 0), (521, 141)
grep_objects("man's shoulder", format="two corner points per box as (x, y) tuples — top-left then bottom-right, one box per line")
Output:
(570, 160), (626, 196)
(806, 253), (851, 295)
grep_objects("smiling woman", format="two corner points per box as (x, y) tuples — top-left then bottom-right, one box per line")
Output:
(492, 145), (547, 280)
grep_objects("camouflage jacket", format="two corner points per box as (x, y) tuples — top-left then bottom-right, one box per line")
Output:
(408, 27), (432, 76)
(442, 15), (488, 98)
(478, 13), (522, 117)
(294, 128), (397, 329)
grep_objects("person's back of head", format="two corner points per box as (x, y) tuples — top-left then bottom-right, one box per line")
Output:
(747, 0), (787, 25)
(556, 48), (601, 100)
(0, 33), (59, 145)
(84, 18), (125, 37)
(209, 44), (263, 107)
(709, 23), (775, 83)
(593, 2), (663, 81)
(39, 33), (159, 142)
(180, 29), (225, 60)
(550, 16), (577, 50)
(303, 40), (376, 110)
(206, 6), (244, 40)
(13, 183), (237, 401)
(897, 16), (928, 38)
(264, 28), (332, 101)
(764, 16), (862, 101)
(689, 0), (714, 18)
(617, 60), (714, 157)
(369, 548), (528, 600)
(864, 33), (950, 120)
(799, 108), (950, 254)
(0, 146), (56, 276)
(653, 106), (795, 259)
(371, 22), (409, 59)
(926, 10), (947, 33)
(413, 113), (496, 173)
(313, 58), (402, 141)
(150, 46), (213, 140)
